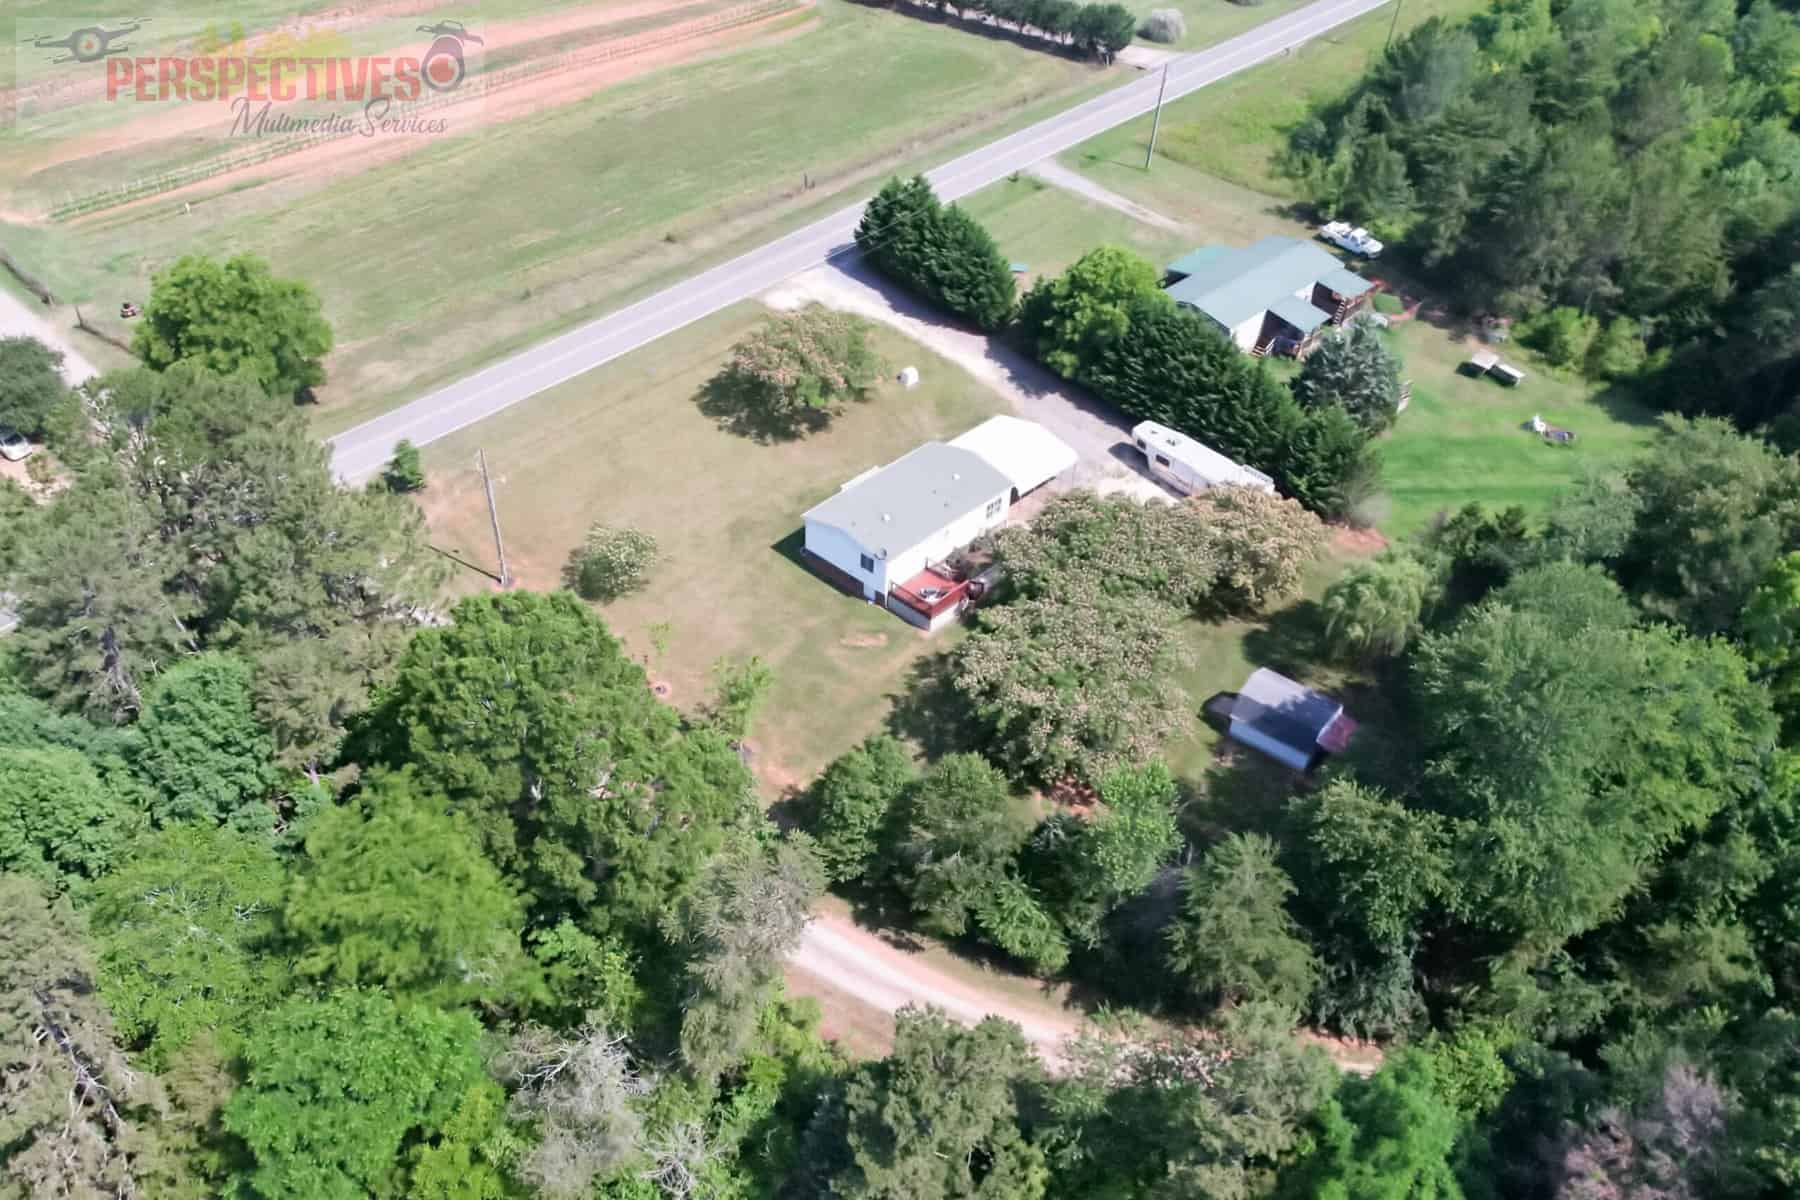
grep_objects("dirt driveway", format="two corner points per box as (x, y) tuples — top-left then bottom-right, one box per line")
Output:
(764, 259), (1167, 501)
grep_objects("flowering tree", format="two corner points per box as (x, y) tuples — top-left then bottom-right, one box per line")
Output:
(704, 305), (886, 439)
(952, 579), (1188, 785)
(567, 524), (658, 602)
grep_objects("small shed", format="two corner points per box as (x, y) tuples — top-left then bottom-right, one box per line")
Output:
(1227, 668), (1356, 771)
(1492, 361), (1526, 386)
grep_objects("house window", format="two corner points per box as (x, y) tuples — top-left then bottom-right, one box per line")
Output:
(859, 553), (875, 573)
(984, 497), (1003, 519)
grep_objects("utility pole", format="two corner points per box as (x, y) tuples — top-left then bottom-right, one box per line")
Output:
(1384, 0), (1403, 50)
(1144, 64), (1170, 170)
(477, 448), (510, 589)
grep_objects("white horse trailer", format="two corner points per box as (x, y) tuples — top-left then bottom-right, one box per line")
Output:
(1131, 421), (1276, 496)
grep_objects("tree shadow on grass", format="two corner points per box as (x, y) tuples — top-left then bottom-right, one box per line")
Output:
(1183, 743), (1303, 848)
(695, 370), (832, 444)
(884, 651), (985, 762)
(1239, 597), (1332, 678)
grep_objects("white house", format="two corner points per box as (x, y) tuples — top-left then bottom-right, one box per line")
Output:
(1131, 421), (1275, 495)
(801, 418), (1077, 630)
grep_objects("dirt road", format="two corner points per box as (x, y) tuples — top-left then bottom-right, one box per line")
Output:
(787, 911), (1085, 1062)
(0, 288), (99, 384)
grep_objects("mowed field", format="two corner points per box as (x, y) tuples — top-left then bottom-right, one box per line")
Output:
(415, 301), (1005, 795)
(1, 0), (1112, 426)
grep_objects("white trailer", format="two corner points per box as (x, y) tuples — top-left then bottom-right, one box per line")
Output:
(1131, 421), (1275, 496)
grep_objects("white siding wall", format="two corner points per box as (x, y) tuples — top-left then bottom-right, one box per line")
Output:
(806, 493), (1009, 602)
(1229, 313), (1263, 351)
(803, 519), (888, 600)
(884, 492), (1010, 588)
(1227, 720), (1314, 771)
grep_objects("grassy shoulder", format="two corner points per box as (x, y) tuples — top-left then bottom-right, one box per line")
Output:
(1070, 0), (1481, 197)
(953, 172), (1194, 282)
(414, 301), (1006, 796)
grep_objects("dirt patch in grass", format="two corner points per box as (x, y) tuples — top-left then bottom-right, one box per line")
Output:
(1332, 524), (1387, 555)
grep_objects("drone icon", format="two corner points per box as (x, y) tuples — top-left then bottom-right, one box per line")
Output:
(416, 20), (484, 45)
(30, 19), (147, 64)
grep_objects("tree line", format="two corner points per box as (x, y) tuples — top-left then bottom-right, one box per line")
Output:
(862, 0), (1137, 59)
(856, 176), (1406, 518)
(1283, 0), (1800, 447)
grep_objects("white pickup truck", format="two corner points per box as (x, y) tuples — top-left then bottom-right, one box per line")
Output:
(1319, 221), (1384, 258)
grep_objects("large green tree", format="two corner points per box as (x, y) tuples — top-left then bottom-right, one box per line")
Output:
(0, 334), (68, 437)
(1045, 1004), (1339, 1200)
(1323, 549), (1436, 661)
(892, 753), (1024, 939)
(366, 591), (755, 929)
(132, 253), (333, 400)
(1619, 417), (1800, 635)
(0, 745), (133, 885)
(1277, 1049), (1466, 1200)
(1167, 833), (1320, 1010)
(1744, 550), (1800, 740)
(1291, 320), (1405, 434)
(809, 733), (917, 882)
(854, 176), (1017, 331)
(5, 363), (439, 751)
(0, 875), (166, 1199)
(1409, 599), (1777, 946)
(803, 1008), (1047, 1200)
(283, 774), (533, 1005)
(88, 824), (291, 1067)
(1018, 245), (1169, 378)
(222, 989), (485, 1200)
(952, 579), (1188, 785)
(134, 651), (277, 828)
(673, 832), (825, 1082)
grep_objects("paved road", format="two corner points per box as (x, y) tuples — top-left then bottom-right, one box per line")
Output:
(328, 0), (1390, 481)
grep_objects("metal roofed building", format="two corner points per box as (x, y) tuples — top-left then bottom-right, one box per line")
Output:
(949, 415), (1080, 500)
(801, 420), (1078, 631)
(1227, 667), (1358, 770)
(802, 440), (1012, 608)
(1164, 236), (1374, 357)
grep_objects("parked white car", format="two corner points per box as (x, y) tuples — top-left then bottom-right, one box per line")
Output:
(0, 428), (33, 462)
(1319, 220), (1384, 257)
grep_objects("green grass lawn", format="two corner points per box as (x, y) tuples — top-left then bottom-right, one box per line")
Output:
(1376, 320), (1660, 535)
(5, 0), (1106, 425)
(954, 173), (1194, 281)
(415, 300), (1006, 797)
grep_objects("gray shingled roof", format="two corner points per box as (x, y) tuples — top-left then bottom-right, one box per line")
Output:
(803, 442), (1010, 559)
(1164, 236), (1370, 331)
(1232, 667), (1343, 756)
